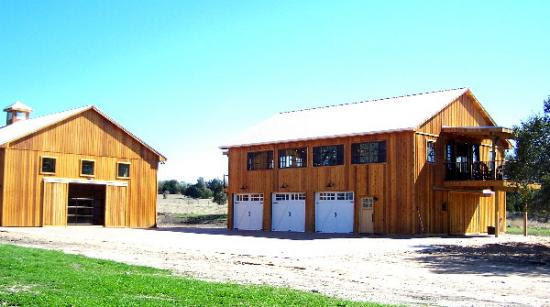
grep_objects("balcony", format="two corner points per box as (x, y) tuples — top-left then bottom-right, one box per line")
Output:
(445, 160), (505, 181)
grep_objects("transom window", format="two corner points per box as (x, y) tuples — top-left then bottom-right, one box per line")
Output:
(313, 145), (344, 167)
(274, 193), (306, 201)
(351, 141), (386, 164)
(117, 162), (130, 179)
(319, 192), (353, 201)
(247, 151), (274, 170)
(279, 148), (307, 168)
(80, 159), (95, 177)
(426, 140), (436, 163)
(40, 157), (56, 174)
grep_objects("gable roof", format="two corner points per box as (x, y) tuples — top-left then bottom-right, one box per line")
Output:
(4, 101), (32, 112)
(0, 105), (166, 161)
(220, 87), (494, 149)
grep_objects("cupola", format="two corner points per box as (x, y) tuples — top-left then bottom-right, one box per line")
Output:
(4, 101), (32, 125)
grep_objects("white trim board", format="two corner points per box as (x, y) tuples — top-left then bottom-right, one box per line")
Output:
(43, 177), (128, 187)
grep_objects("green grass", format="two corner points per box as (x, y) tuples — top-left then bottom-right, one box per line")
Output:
(507, 226), (550, 236)
(0, 244), (382, 306)
(173, 213), (227, 224)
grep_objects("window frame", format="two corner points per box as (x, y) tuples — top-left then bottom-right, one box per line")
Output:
(426, 140), (436, 163)
(247, 150), (274, 171)
(351, 141), (387, 164)
(116, 161), (131, 179)
(312, 144), (344, 167)
(80, 159), (96, 177)
(278, 147), (308, 169)
(40, 156), (57, 175)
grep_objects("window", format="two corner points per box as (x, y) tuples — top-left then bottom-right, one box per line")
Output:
(117, 162), (130, 179)
(236, 194), (263, 202)
(279, 148), (307, 168)
(426, 140), (436, 163)
(15, 112), (26, 120)
(247, 151), (274, 170)
(361, 197), (374, 209)
(319, 192), (353, 201)
(40, 157), (56, 174)
(313, 145), (344, 166)
(80, 159), (95, 177)
(351, 141), (386, 164)
(274, 193), (305, 201)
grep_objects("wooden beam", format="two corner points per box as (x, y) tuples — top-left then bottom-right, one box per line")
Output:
(495, 189), (500, 237)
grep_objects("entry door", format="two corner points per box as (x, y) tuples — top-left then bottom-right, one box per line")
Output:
(359, 197), (374, 234)
(233, 194), (263, 230)
(271, 193), (306, 232)
(42, 182), (69, 226)
(315, 192), (354, 233)
(105, 185), (128, 227)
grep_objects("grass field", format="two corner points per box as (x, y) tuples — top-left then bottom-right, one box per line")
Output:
(507, 226), (550, 237)
(0, 244), (382, 307)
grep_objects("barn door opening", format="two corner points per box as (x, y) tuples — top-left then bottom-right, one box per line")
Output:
(67, 183), (106, 225)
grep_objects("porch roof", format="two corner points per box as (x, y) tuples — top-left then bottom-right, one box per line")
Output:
(441, 126), (513, 139)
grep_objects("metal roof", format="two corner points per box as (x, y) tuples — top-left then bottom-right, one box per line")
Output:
(0, 105), (166, 161)
(3, 101), (33, 112)
(221, 87), (473, 148)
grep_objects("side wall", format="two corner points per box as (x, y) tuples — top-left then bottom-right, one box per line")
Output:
(1, 110), (158, 227)
(227, 131), (416, 234)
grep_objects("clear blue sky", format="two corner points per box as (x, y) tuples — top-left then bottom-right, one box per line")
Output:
(1, 0), (549, 181)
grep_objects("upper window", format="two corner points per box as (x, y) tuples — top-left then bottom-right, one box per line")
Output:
(80, 159), (95, 177)
(15, 112), (26, 120)
(427, 140), (436, 163)
(279, 148), (307, 168)
(117, 162), (130, 179)
(313, 145), (344, 167)
(247, 151), (274, 170)
(40, 157), (56, 174)
(351, 141), (386, 164)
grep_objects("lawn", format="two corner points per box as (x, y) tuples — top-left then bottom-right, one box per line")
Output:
(0, 244), (382, 307)
(507, 226), (550, 237)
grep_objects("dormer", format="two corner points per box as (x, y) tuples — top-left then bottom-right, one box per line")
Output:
(4, 101), (32, 125)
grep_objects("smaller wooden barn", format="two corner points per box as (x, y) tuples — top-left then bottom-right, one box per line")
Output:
(0, 102), (166, 227)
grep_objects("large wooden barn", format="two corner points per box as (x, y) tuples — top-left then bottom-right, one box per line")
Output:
(221, 88), (514, 235)
(0, 102), (165, 227)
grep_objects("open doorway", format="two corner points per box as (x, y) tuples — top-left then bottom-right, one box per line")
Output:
(67, 183), (106, 225)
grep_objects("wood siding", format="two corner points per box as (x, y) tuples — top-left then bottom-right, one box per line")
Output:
(42, 182), (68, 226)
(105, 185), (129, 227)
(227, 131), (415, 234)
(0, 109), (159, 227)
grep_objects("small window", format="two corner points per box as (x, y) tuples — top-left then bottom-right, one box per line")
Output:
(117, 162), (130, 179)
(362, 197), (374, 209)
(247, 151), (274, 170)
(319, 192), (336, 200)
(313, 145), (344, 167)
(351, 141), (386, 164)
(40, 157), (56, 174)
(279, 148), (307, 168)
(80, 159), (95, 177)
(426, 140), (436, 163)
(15, 112), (27, 120)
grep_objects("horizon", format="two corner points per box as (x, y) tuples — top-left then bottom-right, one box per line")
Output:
(1, 1), (549, 182)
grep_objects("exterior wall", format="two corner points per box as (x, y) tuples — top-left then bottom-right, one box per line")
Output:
(0, 110), (159, 227)
(414, 93), (507, 234)
(227, 131), (416, 234)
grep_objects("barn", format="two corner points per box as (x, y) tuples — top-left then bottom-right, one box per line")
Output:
(221, 88), (514, 235)
(0, 102), (166, 227)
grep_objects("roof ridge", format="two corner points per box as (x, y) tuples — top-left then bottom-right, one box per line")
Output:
(279, 87), (468, 114)
(27, 105), (91, 121)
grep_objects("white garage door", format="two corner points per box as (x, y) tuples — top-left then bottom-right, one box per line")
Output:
(271, 193), (306, 232)
(315, 192), (354, 233)
(233, 194), (263, 230)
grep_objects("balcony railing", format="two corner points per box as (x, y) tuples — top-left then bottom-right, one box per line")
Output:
(445, 160), (506, 181)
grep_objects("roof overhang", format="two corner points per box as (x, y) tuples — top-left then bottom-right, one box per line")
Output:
(441, 126), (513, 148)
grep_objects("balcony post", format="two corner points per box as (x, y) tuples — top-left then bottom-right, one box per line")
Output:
(491, 135), (499, 180)
(494, 189), (500, 237)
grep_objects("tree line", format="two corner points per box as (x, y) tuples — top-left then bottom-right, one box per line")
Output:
(158, 177), (227, 205)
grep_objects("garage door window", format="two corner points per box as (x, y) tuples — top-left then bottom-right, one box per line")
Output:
(313, 145), (344, 166)
(275, 193), (305, 201)
(250, 194), (263, 201)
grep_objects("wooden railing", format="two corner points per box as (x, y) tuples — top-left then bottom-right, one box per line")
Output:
(445, 160), (506, 181)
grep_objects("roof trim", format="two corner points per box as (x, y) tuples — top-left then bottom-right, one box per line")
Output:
(2, 105), (166, 161)
(219, 127), (415, 149)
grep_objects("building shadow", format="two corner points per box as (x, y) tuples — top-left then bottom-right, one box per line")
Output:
(413, 242), (550, 276)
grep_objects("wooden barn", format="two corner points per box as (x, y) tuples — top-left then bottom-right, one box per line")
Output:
(0, 102), (166, 227)
(221, 88), (514, 235)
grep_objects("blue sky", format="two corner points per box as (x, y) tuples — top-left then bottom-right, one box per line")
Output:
(1, 0), (549, 181)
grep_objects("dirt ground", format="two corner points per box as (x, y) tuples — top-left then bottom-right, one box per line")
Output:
(1, 195), (549, 306)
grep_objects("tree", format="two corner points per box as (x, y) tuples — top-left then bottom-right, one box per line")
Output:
(158, 179), (182, 194)
(207, 178), (227, 205)
(504, 96), (550, 235)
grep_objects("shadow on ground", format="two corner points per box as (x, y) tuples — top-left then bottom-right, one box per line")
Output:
(413, 242), (550, 276)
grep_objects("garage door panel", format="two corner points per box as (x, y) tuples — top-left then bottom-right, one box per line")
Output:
(315, 192), (354, 233)
(233, 194), (263, 231)
(271, 193), (305, 232)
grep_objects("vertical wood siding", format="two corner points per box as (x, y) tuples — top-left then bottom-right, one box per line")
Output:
(42, 182), (68, 226)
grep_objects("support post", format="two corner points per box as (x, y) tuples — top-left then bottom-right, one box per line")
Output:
(494, 189), (499, 237)
(491, 136), (499, 180)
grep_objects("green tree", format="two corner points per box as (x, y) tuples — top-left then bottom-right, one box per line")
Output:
(504, 96), (550, 234)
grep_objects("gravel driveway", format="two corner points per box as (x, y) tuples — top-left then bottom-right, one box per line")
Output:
(1, 227), (549, 306)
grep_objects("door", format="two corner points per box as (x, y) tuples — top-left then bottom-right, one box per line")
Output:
(233, 193), (263, 230)
(315, 192), (354, 233)
(359, 197), (374, 234)
(42, 182), (69, 226)
(105, 185), (128, 227)
(271, 193), (306, 232)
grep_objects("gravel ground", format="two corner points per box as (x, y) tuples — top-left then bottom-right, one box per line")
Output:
(1, 226), (549, 307)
